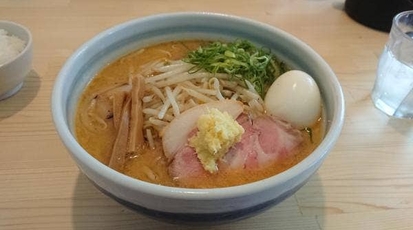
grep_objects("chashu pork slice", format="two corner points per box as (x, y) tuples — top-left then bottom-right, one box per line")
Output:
(169, 114), (303, 181)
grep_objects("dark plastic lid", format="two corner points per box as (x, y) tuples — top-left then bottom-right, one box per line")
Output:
(345, 0), (413, 32)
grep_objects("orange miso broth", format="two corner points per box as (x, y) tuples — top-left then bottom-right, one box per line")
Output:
(75, 40), (324, 189)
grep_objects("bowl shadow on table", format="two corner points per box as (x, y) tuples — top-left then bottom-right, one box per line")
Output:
(0, 69), (41, 120)
(71, 172), (326, 230)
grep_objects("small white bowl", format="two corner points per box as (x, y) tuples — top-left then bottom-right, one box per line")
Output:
(52, 12), (345, 224)
(0, 21), (32, 100)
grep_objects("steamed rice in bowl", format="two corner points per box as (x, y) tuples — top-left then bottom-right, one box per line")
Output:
(0, 29), (26, 66)
(0, 21), (32, 100)
(52, 12), (344, 223)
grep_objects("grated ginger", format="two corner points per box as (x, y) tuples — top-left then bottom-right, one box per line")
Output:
(189, 108), (244, 173)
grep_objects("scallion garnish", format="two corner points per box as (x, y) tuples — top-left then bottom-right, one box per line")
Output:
(183, 39), (289, 98)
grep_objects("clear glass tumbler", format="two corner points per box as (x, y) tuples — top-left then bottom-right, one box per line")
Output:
(371, 10), (413, 119)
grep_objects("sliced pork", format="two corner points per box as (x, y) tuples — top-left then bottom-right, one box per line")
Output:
(168, 114), (303, 181)
(223, 114), (303, 170)
(169, 146), (209, 181)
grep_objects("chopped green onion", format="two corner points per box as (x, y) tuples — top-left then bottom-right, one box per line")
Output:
(183, 39), (289, 98)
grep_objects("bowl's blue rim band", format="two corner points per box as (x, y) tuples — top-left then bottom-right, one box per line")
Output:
(89, 176), (310, 224)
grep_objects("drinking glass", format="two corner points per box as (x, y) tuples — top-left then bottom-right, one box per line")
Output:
(372, 10), (413, 118)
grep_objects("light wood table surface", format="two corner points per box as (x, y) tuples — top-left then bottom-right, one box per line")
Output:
(1, 0), (412, 229)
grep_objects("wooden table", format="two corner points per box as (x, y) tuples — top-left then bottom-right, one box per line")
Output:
(1, 1), (412, 229)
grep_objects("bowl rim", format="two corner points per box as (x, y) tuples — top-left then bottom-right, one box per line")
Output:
(52, 11), (345, 200)
(0, 20), (33, 68)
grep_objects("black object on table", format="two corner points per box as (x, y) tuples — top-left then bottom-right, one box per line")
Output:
(345, 0), (413, 32)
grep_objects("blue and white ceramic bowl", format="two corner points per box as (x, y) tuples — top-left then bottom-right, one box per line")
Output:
(52, 12), (345, 224)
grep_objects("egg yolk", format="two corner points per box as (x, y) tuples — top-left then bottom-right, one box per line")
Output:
(189, 108), (244, 173)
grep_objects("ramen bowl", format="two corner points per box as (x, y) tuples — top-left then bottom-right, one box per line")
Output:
(52, 12), (345, 224)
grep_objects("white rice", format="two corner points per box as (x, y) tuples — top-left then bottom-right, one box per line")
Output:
(0, 29), (26, 66)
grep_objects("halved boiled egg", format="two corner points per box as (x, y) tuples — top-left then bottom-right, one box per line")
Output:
(264, 70), (321, 129)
